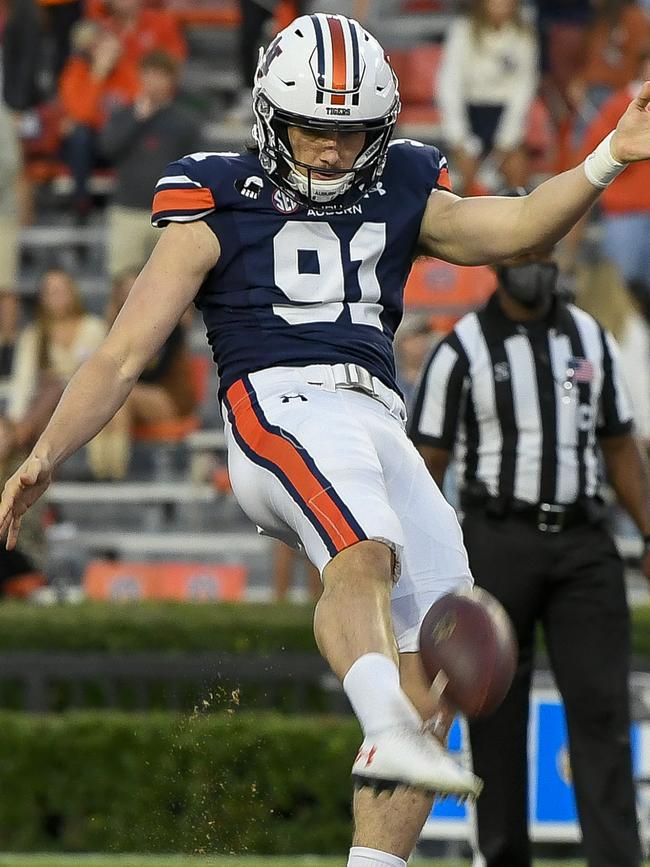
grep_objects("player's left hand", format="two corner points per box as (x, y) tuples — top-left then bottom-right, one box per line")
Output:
(0, 453), (52, 550)
(611, 81), (650, 163)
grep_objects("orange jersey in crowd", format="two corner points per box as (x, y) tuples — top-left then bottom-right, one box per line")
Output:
(59, 2), (186, 129)
(59, 55), (138, 128)
(580, 5), (650, 90)
(85, 2), (187, 63)
(581, 84), (650, 214)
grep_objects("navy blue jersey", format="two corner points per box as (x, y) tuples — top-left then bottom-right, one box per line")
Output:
(151, 140), (451, 399)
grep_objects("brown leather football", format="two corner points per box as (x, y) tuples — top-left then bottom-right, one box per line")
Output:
(418, 587), (518, 717)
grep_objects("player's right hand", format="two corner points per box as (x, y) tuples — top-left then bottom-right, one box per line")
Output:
(611, 80), (650, 164)
(0, 454), (53, 550)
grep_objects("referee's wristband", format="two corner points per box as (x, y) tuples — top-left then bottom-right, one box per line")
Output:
(583, 131), (626, 189)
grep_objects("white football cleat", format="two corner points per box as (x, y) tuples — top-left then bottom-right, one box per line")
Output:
(351, 727), (483, 799)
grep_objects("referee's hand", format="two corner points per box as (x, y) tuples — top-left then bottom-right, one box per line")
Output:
(0, 454), (52, 551)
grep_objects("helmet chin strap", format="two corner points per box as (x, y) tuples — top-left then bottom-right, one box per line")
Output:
(287, 167), (354, 203)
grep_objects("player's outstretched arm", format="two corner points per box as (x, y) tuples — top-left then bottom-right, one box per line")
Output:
(0, 220), (220, 549)
(418, 82), (650, 265)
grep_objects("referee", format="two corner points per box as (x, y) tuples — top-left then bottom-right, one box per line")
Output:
(409, 234), (650, 867)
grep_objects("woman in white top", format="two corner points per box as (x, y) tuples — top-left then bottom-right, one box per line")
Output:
(574, 258), (650, 446)
(0, 269), (106, 468)
(438, 0), (539, 194)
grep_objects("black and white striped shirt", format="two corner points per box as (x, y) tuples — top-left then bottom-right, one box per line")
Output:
(409, 295), (634, 505)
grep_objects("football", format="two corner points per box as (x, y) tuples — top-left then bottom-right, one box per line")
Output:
(418, 587), (518, 717)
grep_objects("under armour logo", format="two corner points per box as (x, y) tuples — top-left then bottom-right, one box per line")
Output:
(281, 393), (307, 403)
(365, 182), (386, 197)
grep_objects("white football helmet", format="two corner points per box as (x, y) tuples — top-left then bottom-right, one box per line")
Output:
(252, 13), (400, 205)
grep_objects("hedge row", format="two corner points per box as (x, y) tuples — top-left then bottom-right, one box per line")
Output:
(0, 602), (318, 653)
(2, 600), (650, 657)
(0, 711), (359, 854)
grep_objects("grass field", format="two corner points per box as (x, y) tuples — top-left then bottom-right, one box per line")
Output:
(0, 857), (636, 867)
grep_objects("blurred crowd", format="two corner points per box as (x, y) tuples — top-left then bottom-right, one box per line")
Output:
(1, 0), (650, 600)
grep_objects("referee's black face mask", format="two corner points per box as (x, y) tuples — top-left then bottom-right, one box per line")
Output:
(497, 262), (559, 313)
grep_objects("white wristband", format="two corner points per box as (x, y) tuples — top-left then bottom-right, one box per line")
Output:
(583, 131), (626, 189)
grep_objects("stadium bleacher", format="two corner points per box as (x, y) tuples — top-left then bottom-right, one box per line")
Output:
(1, 0), (645, 612)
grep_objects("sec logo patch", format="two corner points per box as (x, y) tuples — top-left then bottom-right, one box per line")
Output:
(272, 188), (300, 214)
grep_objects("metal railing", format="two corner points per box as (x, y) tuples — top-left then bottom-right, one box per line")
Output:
(0, 651), (348, 714)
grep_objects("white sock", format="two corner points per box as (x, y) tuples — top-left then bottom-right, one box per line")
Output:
(343, 652), (421, 736)
(347, 846), (406, 867)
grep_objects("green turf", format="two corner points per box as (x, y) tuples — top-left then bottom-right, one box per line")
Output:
(0, 858), (634, 867)
(0, 860), (337, 867)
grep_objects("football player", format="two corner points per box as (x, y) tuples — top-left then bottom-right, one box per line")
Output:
(2, 12), (650, 866)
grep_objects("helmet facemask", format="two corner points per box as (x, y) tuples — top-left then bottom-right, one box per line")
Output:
(253, 93), (398, 206)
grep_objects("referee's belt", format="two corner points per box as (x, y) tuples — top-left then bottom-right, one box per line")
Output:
(461, 493), (605, 533)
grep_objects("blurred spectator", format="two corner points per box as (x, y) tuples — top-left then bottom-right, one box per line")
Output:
(574, 257), (650, 444)
(0, 99), (20, 296)
(273, 540), (321, 602)
(629, 277), (650, 322)
(0, 0), (42, 112)
(228, 1), (304, 123)
(59, 18), (135, 219)
(0, 422), (48, 602)
(100, 49), (200, 278)
(0, 546), (46, 599)
(570, 0), (650, 147)
(0, 291), (20, 379)
(394, 314), (437, 414)
(0, 377), (65, 467)
(239, 0), (282, 93)
(534, 0), (591, 71)
(578, 43), (650, 284)
(533, 0), (591, 129)
(1, 0), (43, 226)
(438, 0), (539, 194)
(85, 0), (186, 66)
(92, 268), (196, 479)
(0, 290), (50, 603)
(0, 426), (48, 598)
(58, 0), (186, 219)
(39, 0), (83, 83)
(229, 2), (372, 123)
(1, 269), (106, 464)
(311, 0), (370, 14)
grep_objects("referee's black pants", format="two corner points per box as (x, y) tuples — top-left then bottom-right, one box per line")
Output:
(462, 512), (642, 867)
